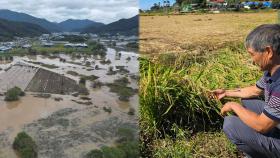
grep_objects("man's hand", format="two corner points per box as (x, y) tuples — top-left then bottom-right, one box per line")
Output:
(221, 102), (241, 116)
(221, 101), (278, 133)
(213, 86), (263, 99)
(212, 89), (226, 100)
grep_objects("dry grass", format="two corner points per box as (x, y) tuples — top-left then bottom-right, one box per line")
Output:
(140, 12), (277, 54)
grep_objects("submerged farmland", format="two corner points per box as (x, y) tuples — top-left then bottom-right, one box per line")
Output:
(0, 37), (139, 158)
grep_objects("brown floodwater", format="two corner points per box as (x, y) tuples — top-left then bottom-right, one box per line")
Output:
(0, 94), (76, 138)
(0, 44), (139, 157)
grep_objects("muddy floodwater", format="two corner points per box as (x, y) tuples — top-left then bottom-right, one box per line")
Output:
(0, 42), (139, 158)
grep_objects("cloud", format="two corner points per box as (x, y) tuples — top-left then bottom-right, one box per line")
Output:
(0, 0), (138, 24)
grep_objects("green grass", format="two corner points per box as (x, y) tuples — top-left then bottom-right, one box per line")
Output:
(139, 43), (262, 157)
(153, 132), (237, 158)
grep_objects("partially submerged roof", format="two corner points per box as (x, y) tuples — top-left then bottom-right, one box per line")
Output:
(0, 63), (84, 94)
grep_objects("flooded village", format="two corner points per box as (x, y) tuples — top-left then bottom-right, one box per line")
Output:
(0, 31), (139, 157)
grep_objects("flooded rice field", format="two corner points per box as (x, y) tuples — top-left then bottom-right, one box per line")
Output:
(0, 42), (139, 157)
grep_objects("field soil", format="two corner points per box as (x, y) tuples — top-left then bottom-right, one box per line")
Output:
(140, 12), (277, 54)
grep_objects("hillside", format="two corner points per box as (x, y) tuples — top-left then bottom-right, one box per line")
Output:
(83, 15), (139, 35)
(0, 9), (62, 32)
(0, 18), (49, 41)
(58, 19), (104, 32)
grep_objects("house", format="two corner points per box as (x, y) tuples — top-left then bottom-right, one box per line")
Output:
(64, 43), (88, 48)
(42, 42), (54, 47)
(0, 46), (12, 52)
(22, 44), (32, 48)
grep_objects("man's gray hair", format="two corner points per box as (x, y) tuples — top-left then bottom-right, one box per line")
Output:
(245, 24), (280, 55)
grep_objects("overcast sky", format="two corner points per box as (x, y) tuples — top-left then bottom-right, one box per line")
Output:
(0, 0), (138, 24)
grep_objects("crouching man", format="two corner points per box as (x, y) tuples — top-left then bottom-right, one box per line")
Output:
(213, 24), (280, 158)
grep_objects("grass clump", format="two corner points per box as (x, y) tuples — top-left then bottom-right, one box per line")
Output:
(81, 75), (99, 81)
(100, 59), (111, 65)
(79, 75), (99, 86)
(79, 77), (86, 85)
(103, 106), (112, 113)
(67, 71), (79, 76)
(187, 45), (261, 90)
(140, 57), (222, 137)
(13, 132), (38, 158)
(139, 43), (262, 157)
(5, 86), (25, 101)
(127, 107), (135, 115)
(106, 77), (137, 101)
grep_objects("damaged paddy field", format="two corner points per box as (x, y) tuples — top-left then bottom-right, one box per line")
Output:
(0, 38), (139, 157)
(139, 12), (277, 157)
(140, 11), (277, 55)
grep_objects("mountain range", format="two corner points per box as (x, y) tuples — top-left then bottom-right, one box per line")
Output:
(0, 9), (104, 32)
(58, 19), (105, 32)
(0, 18), (49, 41)
(82, 15), (139, 35)
(0, 9), (138, 35)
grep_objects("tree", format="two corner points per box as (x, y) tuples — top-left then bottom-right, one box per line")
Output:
(150, 3), (160, 10)
(5, 87), (25, 101)
(176, 0), (185, 5)
(226, 0), (240, 9)
(272, 0), (280, 9)
(79, 77), (86, 85)
(13, 132), (38, 158)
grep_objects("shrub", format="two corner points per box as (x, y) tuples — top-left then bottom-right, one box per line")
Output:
(86, 149), (103, 158)
(101, 146), (126, 158)
(127, 108), (135, 115)
(118, 141), (140, 158)
(103, 106), (112, 113)
(116, 128), (135, 143)
(88, 41), (107, 57)
(95, 65), (99, 70)
(5, 86), (25, 101)
(13, 132), (38, 158)
(79, 77), (86, 85)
